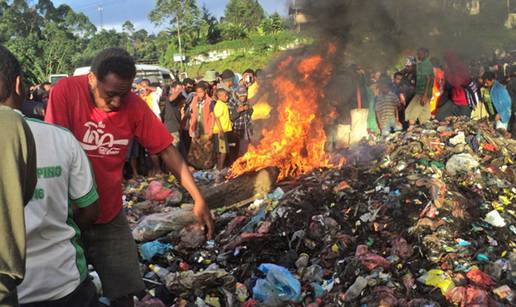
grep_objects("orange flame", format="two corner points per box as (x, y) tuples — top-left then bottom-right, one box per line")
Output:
(230, 49), (337, 180)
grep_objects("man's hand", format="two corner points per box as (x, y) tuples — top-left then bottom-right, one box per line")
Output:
(495, 114), (501, 121)
(421, 96), (429, 106)
(169, 86), (183, 101)
(159, 145), (215, 240)
(237, 105), (246, 113)
(218, 131), (225, 139)
(193, 200), (214, 240)
(193, 135), (200, 143)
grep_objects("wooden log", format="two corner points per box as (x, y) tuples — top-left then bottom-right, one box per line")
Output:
(201, 167), (279, 209)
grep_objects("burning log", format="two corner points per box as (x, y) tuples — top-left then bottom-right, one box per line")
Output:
(201, 167), (279, 209)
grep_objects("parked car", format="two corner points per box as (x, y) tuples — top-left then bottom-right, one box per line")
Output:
(73, 64), (175, 86)
(48, 74), (68, 85)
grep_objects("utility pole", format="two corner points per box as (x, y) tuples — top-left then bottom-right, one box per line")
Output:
(177, 0), (184, 71)
(98, 5), (104, 30)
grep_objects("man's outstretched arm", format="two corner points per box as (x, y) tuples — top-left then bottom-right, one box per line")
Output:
(159, 145), (214, 239)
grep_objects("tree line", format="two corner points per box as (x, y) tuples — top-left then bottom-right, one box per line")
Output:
(0, 0), (289, 84)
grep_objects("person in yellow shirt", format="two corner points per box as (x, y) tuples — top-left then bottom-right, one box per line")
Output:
(213, 88), (232, 175)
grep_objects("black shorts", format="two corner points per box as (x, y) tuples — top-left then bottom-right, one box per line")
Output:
(82, 211), (145, 301)
(20, 278), (99, 307)
(212, 134), (228, 154)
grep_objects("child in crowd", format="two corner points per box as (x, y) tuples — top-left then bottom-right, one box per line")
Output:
(213, 89), (232, 176)
(188, 81), (215, 170)
(376, 80), (401, 136)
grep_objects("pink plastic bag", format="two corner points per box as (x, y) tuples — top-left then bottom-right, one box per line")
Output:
(355, 245), (390, 271)
(446, 286), (489, 307)
(391, 237), (413, 259)
(466, 268), (495, 288)
(145, 181), (172, 202)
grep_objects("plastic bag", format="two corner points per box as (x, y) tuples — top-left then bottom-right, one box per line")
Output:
(139, 241), (173, 261)
(355, 245), (390, 271)
(145, 181), (173, 202)
(241, 208), (266, 233)
(484, 210), (506, 227)
(178, 224), (206, 249)
(342, 276), (368, 302)
(136, 295), (167, 307)
(446, 153), (479, 176)
(165, 269), (236, 295)
(466, 268), (495, 287)
(253, 263), (301, 306)
(132, 208), (196, 242)
(418, 269), (455, 295)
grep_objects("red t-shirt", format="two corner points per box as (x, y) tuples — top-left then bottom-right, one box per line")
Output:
(45, 75), (173, 224)
(451, 87), (468, 107)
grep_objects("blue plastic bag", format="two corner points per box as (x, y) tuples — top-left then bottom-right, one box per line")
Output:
(241, 208), (266, 233)
(139, 241), (173, 261)
(253, 263), (301, 306)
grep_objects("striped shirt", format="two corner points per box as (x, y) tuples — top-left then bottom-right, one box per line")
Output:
(375, 92), (400, 127)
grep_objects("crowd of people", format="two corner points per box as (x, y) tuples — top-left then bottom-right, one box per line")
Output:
(354, 47), (516, 138)
(1, 41), (515, 307)
(125, 67), (259, 182)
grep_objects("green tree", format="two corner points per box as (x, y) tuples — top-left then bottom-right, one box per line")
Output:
(200, 4), (221, 44)
(224, 0), (265, 30)
(220, 22), (248, 40)
(149, 0), (202, 50)
(258, 12), (285, 35)
(122, 20), (135, 34)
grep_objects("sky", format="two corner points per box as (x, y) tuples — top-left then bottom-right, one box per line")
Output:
(51, 0), (288, 32)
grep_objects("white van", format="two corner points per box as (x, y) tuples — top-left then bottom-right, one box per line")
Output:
(48, 74), (68, 84)
(73, 64), (174, 86)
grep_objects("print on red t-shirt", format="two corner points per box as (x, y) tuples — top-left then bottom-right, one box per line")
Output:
(45, 75), (173, 224)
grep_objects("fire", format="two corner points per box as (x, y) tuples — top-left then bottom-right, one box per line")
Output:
(230, 48), (338, 180)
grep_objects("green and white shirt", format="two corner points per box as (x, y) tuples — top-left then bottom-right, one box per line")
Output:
(17, 115), (98, 303)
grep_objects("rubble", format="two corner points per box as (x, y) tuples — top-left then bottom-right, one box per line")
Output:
(123, 118), (515, 306)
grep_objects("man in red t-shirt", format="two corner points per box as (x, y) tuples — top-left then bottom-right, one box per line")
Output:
(45, 48), (214, 307)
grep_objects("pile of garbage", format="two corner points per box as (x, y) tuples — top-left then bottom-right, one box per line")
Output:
(124, 118), (515, 307)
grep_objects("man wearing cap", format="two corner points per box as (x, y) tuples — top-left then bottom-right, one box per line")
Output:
(230, 85), (253, 157)
(401, 56), (417, 104)
(219, 69), (238, 102)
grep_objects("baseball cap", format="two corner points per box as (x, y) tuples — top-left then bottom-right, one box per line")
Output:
(236, 85), (248, 97)
(220, 69), (235, 81)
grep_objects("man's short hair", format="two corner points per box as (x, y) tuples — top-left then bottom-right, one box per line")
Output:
(139, 79), (151, 86)
(91, 48), (136, 82)
(0, 45), (22, 103)
(196, 81), (210, 91)
(216, 88), (228, 96)
(183, 78), (195, 86)
(393, 71), (403, 79)
(243, 68), (255, 76)
(418, 47), (430, 56)
(171, 81), (182, 88)
(483, 71), (496, 81)
(41, 82), (52, 87)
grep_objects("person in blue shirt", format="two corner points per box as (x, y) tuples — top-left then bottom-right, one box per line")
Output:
(483, 71), (512, 131)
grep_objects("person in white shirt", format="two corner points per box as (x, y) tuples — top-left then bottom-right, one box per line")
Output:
(15, 115), (100, 307)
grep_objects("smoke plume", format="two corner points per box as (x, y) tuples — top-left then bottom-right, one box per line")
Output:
(254, 0), (511, 128)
